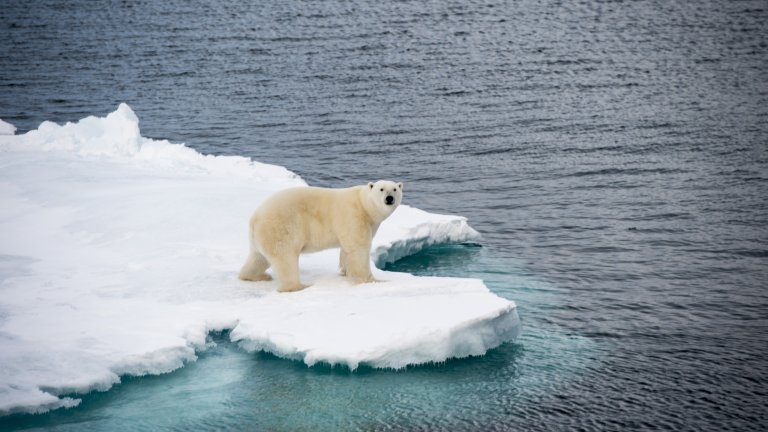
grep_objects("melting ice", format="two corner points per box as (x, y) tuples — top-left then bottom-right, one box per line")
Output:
(0, 105), (520, 415)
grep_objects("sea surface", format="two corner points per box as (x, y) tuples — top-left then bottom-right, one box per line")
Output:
(2, 0), (767, 430)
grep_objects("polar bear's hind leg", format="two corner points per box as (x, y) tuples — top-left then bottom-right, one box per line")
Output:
(238, 251), (272, 281)
(339, 249), (348, 276)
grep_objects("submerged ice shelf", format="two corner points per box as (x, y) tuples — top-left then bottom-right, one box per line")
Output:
(0, 105), (520, 415)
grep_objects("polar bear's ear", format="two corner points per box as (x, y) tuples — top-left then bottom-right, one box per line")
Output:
(398, 182), (404, 190)
(368, 182), (374, 189)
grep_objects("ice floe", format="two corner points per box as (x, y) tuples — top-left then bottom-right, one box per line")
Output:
(0, 105), (520, 415)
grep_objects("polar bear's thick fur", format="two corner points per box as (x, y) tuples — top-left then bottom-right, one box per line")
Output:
(239, 180), (404, 292)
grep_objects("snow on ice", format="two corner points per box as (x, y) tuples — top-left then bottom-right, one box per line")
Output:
(0, 105), (520, 415)
(0, 119), (15, 136)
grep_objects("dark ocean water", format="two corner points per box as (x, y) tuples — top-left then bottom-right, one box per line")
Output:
(2, 0), (768, 430)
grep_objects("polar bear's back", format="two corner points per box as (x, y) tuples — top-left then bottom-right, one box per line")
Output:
(250, 186), (366, 253)
(256, 186), (361, 218)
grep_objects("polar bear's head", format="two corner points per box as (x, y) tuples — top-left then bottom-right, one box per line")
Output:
(365, 180), (403, 220)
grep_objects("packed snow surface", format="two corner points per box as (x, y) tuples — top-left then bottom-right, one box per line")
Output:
(0, 105), (520, 415)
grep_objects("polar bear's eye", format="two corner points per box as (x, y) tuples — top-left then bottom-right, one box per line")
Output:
(380, 188), (384, 191)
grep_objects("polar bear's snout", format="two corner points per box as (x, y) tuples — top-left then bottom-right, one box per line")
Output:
(385, 195), (395, 205)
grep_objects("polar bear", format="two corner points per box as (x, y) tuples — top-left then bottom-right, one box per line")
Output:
(239, 180), (404, 292)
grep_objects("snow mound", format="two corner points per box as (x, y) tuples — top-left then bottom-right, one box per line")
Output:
(0, 105), (520, 416)
(0, 119), (16, 135)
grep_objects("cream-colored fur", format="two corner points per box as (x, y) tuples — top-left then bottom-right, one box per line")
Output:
(239, 180), (403, 292)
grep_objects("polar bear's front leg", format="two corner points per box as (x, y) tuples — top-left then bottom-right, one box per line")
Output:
(338, 223), (376, 284)
(341, 246), (375, 284)
(270, 252), (309, 292)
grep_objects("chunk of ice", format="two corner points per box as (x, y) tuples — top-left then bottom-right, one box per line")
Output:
(0, 105), (519, 415)
(0, 119), (15, 135)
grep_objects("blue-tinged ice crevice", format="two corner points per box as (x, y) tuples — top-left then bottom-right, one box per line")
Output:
(373, 205), (482, 269)
(0, 104), (520, 416)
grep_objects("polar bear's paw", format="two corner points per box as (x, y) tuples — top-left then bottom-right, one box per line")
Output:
(241, 273), (272, 282)
(277, 282), (310, 293)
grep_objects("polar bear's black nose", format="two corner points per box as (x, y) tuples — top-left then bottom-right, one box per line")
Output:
(385, 195), (394, 205)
